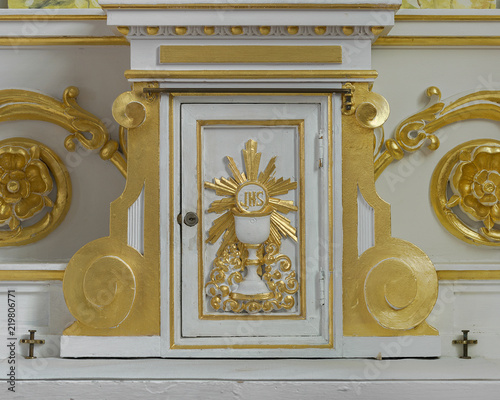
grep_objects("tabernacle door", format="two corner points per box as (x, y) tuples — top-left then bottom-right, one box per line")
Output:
(166, 94), (339, 357)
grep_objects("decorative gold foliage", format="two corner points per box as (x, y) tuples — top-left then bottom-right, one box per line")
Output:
(0, 86), (127, 178)
(205, 242), (298, 313)
(375, 88), (500, 181)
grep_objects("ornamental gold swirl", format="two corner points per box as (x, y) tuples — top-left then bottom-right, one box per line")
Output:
(205, 242), (298, 314)
(63, 239), (139, 330)
(375, 87), (500, 180)
(361, 242), (438, 331)
(0, 86), (127, 178)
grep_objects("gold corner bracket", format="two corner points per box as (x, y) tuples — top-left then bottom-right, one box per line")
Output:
(342, 82), (438, 337)
(63, 82), (160, 336)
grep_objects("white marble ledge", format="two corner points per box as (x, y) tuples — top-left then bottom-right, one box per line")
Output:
(396, 9), (500, 17)
(6, 357), (500, 381)
(0, 9), (105, 16)
(389, 9), (500, 37)
(100, 0), (402, 7)
(0, 9), (118, 39)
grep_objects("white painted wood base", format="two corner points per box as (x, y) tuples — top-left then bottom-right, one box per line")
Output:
(6, 358), (500, 400)
(60, 336), (161, 358)
(11, 380), (500, 400)
(13, 357), (500, 380)
(343, 336), (441, 358)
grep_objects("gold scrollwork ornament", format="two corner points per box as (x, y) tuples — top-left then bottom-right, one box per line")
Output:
(431, 139), (500, 245)
(204, 139), (299, 313)
(0, 138), (71, 246)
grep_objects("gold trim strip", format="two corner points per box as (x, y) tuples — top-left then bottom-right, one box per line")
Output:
(395, 14), (500, 22)
(169, 94), (176, 349)
(0, 15), (107, 21)
(230, 292), (275, 301)
(374, 36), (500, 46)
(437, 270), (500, 280)
(0, 36), (129, 46)
(125, 70), (378, 80)
(0, 270), (64, 281)
(160, 45), (342, 64)
(102, 3), (400, 10)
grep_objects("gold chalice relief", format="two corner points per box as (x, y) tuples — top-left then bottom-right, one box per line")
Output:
(204, 140), (299, 313)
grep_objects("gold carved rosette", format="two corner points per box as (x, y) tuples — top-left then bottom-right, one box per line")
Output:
(432, 140), (500, 245)
(0, 138), (70, 246)
(63, 83), (160, 336)
(343, 82), (438, 336)
(204, 140), (299, 314)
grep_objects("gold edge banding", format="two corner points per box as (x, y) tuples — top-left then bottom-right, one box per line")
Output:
(299, 121), (306, 321)
(169, 94), (176, 349)
(102, 3), (400, 10)
(0, 15), (107, 21)
(125, 70), (378, 80)
(160, 45), (342, 64)
(0, 36), (129, 46)
(374, 36), (500, 47)
(169, 93), (334, 348)
(197, 120), (204, 320)
(395, 15), (500, 21)
(0, 270), (64, 281)
(437, 270), (500, 280)
(328, 93), (334, 347)
(171, 342), (332, 349)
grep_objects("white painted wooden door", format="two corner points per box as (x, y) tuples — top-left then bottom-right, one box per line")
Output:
(166, 94), (338, 356)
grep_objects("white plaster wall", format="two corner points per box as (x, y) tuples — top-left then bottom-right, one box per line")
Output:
(373, 47), (500, 265)
(0, 45), (130, 262)
(373, 47), (500, 363)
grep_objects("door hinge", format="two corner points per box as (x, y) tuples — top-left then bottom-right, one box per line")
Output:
(319, 270), (326, 306)
(317, 132), (324, 169)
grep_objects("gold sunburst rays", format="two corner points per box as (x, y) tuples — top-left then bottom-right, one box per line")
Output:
(204, 139), (298, 253)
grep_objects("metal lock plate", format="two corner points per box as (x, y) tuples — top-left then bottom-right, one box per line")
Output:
(184, 212), (199, 227)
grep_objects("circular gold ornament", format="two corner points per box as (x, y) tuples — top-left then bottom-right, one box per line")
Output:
(63, 238), (140, 330)
(361, 240), (438, 330)
(235, 181), (269, 213)
(112, 92), (146, 129)
(0, 138), (71, 246)
(355, 93), (390, 129)
(431, 139), (500, 246)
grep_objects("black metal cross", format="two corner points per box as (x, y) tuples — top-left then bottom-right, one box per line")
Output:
(20, 330), (45, 359)
(452, 330), (477, 359)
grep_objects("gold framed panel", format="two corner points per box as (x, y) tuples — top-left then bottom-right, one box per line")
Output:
(196, 119), (306, 320)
